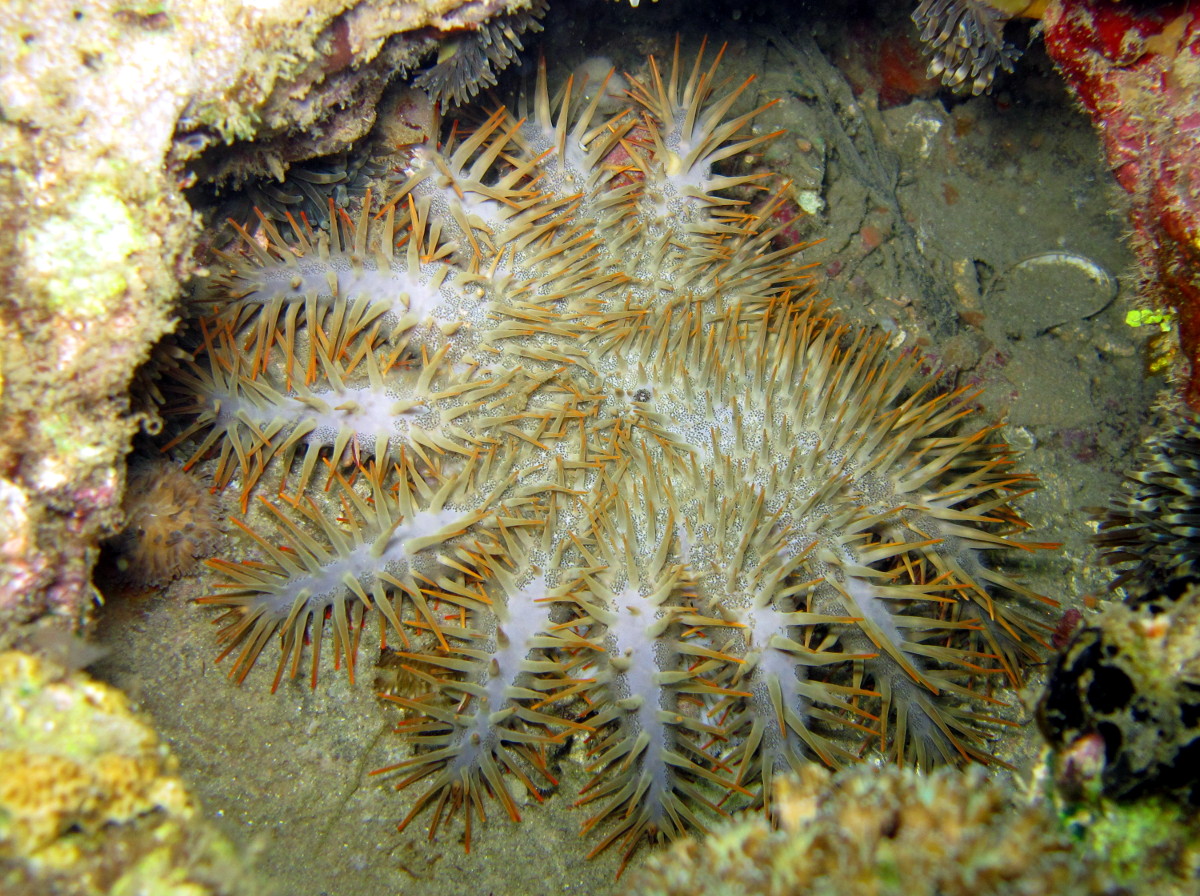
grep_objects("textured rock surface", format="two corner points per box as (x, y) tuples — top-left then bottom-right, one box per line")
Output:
(0, 0), (527, 648)
(0, 650), (255, 895)
(1039, 586), (1200, 803)
(629, 764), (1113, 896)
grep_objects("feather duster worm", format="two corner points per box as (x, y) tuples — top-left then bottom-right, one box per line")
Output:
(413, 0), (550, 107)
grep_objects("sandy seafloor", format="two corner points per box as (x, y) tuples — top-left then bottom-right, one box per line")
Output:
(93, 1), (1164, 894)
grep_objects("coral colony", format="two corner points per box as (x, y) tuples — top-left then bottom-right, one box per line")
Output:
(165, 43), (1055, 866)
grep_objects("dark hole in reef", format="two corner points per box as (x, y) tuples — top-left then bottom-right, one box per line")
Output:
(871, 808), (899, 840)
(1096, 720), (1123, 765)
(72, 9), (83, 20)
(1181, 701), (1200, 730)
(1036, 635), (1102, 742)
(1036, 686), (1084, 742)
(1087, 664), (1134, 714)
(1154, 736), (1200, 795)
(1064, 634), (1102, 677)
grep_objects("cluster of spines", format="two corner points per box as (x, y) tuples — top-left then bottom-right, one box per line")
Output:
(162, 39), (1057, 870)
(912, 0), (1023, 95)
(371, 561), (586, 849)
(1095, 412), (1200, 601)
(198, 457), (502, 691)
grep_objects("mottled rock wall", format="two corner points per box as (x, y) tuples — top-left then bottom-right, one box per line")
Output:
(0, 0), (529, 646)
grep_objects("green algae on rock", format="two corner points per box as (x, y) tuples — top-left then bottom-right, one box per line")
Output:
(19, 183), (144, 318)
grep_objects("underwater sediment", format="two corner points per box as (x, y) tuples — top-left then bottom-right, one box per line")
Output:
(155, 39), (1058, 866)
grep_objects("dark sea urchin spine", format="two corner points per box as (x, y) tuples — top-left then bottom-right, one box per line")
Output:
(167, 40), (1057, 864)
(1095, 413), (1200, 600)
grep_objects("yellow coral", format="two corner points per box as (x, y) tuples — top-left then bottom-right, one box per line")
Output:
(0, 651), (192, 857)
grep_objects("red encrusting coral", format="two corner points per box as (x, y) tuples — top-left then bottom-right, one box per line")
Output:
(1043, 0), (1200, 408)
(838, 22), (943, 108)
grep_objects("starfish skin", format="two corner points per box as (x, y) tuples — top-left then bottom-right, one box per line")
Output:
(167, 42), (1055, 864)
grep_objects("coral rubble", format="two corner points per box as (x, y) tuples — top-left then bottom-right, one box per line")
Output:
(1035, 411), (1200, 891)
(163, 40), (1056, 861)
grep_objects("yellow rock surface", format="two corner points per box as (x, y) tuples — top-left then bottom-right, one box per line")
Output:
(0, 650), (190, 857)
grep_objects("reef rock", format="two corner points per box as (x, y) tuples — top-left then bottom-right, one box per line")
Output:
(0, 0), (531, 648)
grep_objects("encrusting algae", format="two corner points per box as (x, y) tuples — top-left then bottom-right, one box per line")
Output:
(0, 651), (187, 857)
(0, 650), (255, 896)
(153, 40), (1058, 869)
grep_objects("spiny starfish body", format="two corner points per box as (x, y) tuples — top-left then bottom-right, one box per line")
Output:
(167, 41), (1055, 866)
